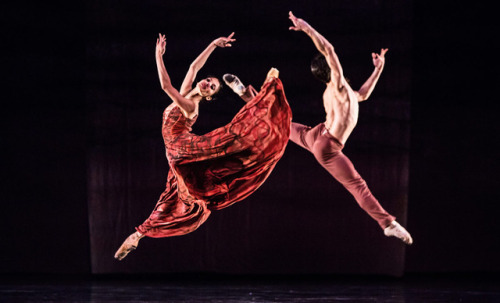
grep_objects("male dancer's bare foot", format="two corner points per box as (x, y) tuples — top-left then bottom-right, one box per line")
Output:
(384, 221), (413, 245)
(114, 231), (144, 260)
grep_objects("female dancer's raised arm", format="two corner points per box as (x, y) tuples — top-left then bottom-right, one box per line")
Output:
(155, 33), (195, 116)
(155, 33), (235, 118)
(180, 32), (235, 96)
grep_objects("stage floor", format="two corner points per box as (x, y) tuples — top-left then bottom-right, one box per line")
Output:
(1, 273), (499, 302)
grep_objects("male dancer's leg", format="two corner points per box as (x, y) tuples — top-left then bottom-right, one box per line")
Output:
(290, 122), (322, 151)
(290, 122), (412, 243)
(310, 128), (395, 229)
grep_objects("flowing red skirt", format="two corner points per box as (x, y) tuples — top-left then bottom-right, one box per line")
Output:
(137, 78), (292, 238)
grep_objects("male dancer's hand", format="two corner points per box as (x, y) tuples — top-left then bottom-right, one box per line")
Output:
(288, 11), (310, 32)
(372, 48), (388, 70)
(156, 33), (166, 56)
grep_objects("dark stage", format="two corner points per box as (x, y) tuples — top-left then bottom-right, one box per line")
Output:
(2, 274), (500, 302)
(2, 0), (499, 302)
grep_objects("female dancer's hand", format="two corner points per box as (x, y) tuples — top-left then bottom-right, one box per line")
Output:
(156, 33), (166, 56)
(212, 32), (236, 48)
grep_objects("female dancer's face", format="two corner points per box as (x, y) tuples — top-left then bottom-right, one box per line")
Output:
(197, 77), (221, 99)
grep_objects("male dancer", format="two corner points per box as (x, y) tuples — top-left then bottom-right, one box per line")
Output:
(224, 12), (412, 244)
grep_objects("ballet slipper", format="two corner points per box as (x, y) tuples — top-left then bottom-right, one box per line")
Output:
(114, 231), (144, 261)
(384, 221), (413, 245)
(265, 67), (279, 81)
(223, 74), (246, 96)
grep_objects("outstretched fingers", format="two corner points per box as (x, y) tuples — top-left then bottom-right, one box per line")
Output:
(157, 33), (166, 45)
(288, 11), (299, 31)
(218, 32), (236, 47)
(372, 48), (388, 60)
(156, 33), (167, 56)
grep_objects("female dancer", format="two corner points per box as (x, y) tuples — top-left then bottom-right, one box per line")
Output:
(114, 33), (292, 260)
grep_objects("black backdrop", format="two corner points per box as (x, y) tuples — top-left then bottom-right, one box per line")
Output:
(86, 0), (411, 275)
(1, 1), (499, 276)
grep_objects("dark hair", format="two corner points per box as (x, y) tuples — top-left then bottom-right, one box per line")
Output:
(310, 53), (331, 84)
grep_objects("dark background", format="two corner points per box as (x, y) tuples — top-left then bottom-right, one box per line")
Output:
(2, 0), (498, 276)
(86, 0), (411, 276)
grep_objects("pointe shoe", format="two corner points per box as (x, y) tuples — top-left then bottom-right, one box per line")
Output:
(223, 74), (246, 96)
(265, 67), (279, 82)
(114, 232), (143, 261)
(384, 221), (413, 245)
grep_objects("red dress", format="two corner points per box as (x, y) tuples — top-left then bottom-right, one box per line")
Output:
(137, 78), (292, 238)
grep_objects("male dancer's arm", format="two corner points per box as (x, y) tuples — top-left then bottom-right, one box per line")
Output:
(288, 11), (345, 88)
(356, 48), (388, 102)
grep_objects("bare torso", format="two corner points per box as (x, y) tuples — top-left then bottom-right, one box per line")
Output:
(323, 81), (359, 145)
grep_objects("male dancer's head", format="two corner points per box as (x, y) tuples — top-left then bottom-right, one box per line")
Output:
(310, 53), (330, 84)
(311, 53), (351, 85)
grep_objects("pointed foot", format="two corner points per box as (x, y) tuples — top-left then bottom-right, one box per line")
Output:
(384, 221), (413, 245)
(265, 67), (279, 82)
(114, 232), (143, 261)
(223, 73), (246, 96)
